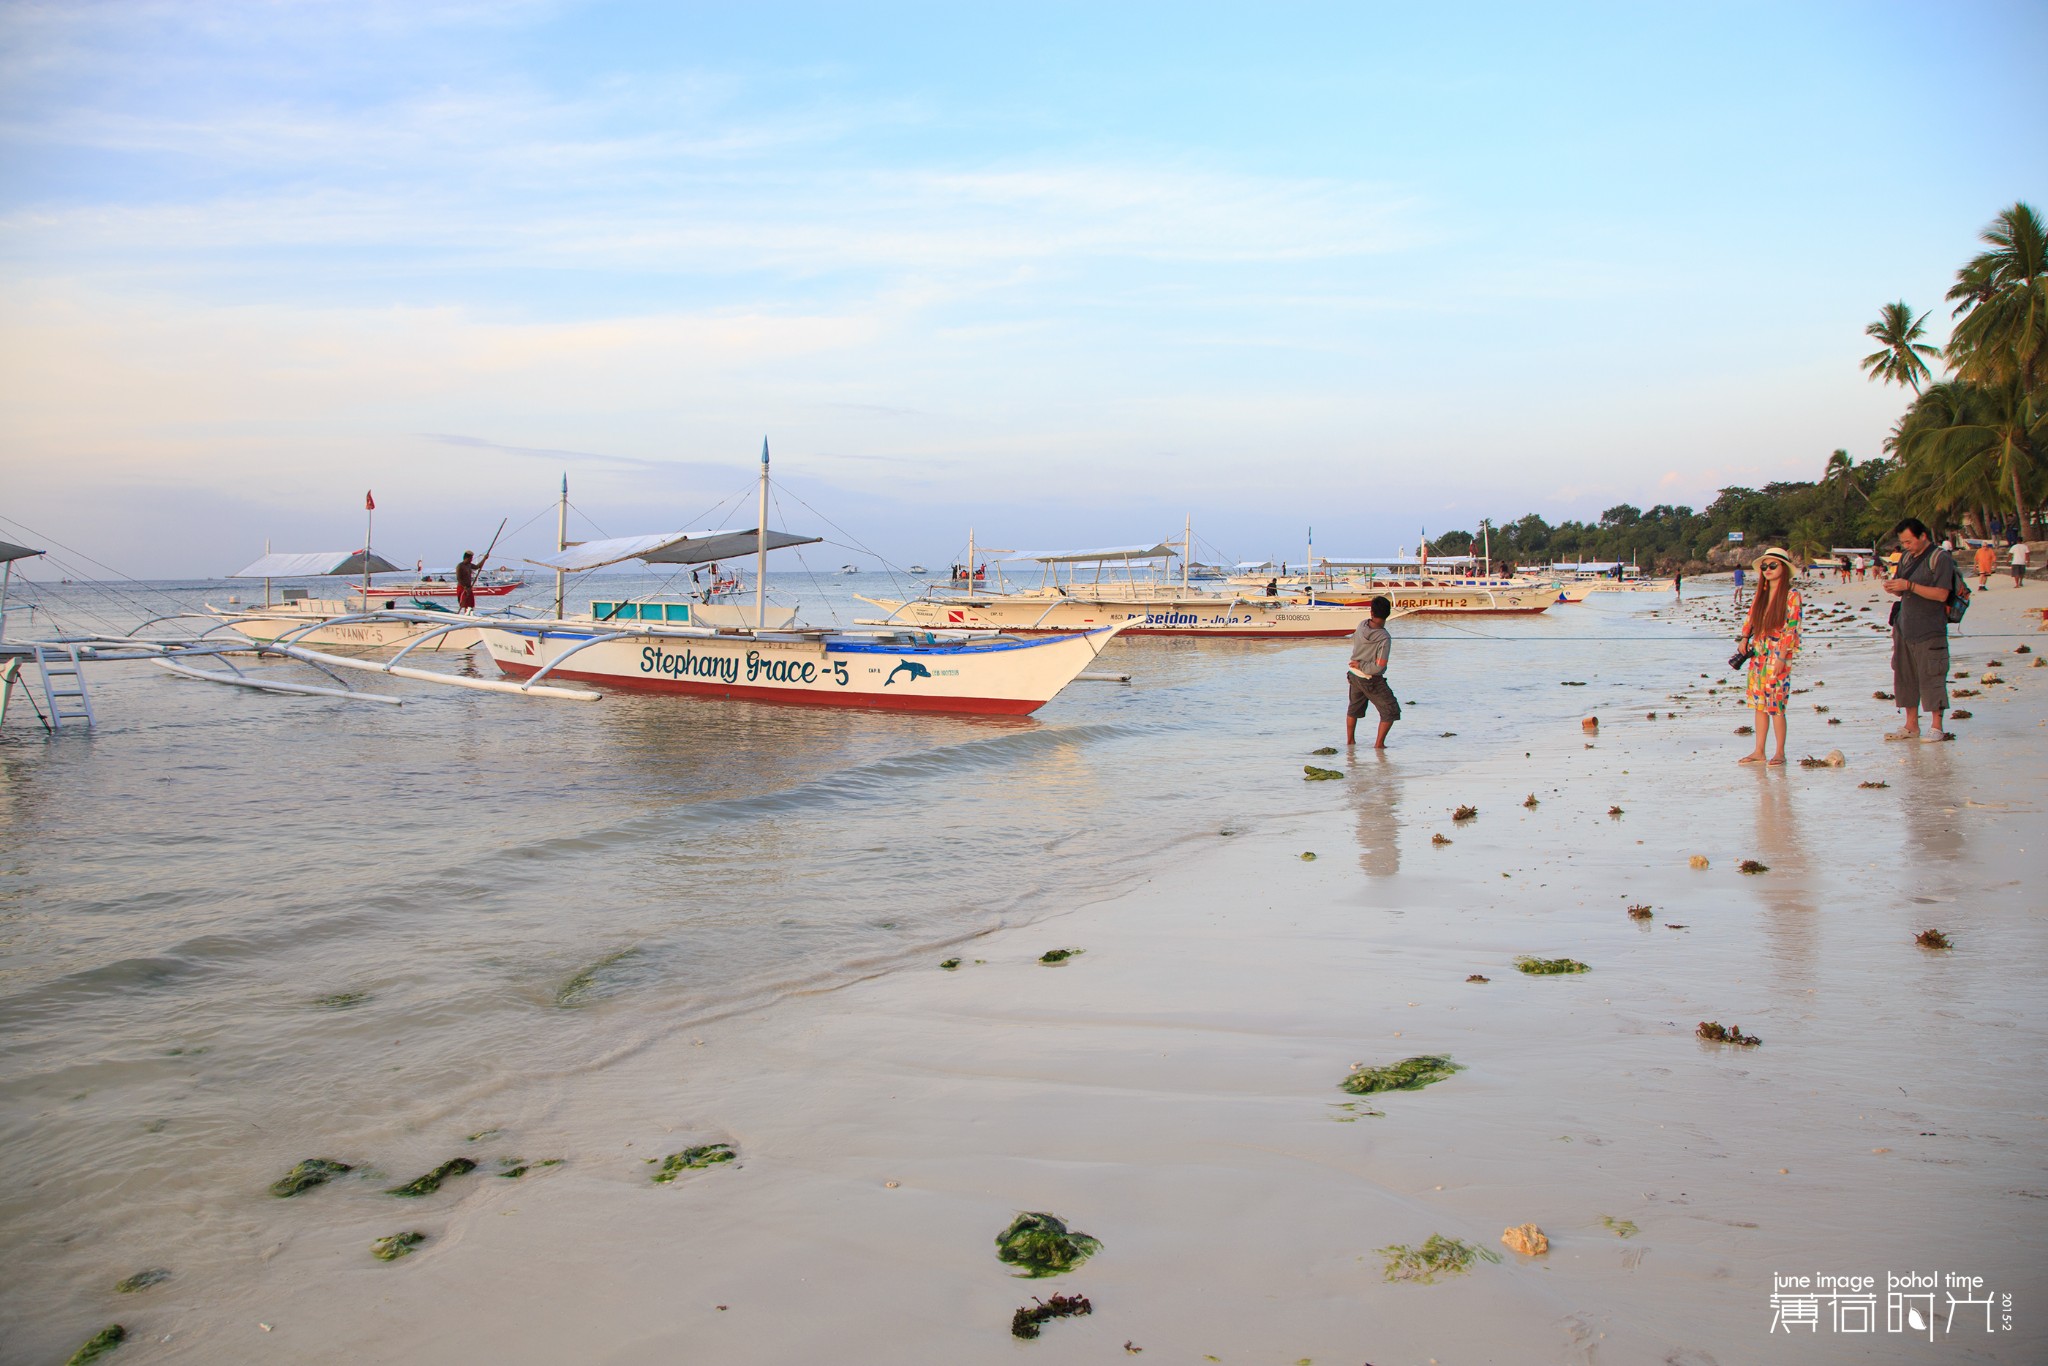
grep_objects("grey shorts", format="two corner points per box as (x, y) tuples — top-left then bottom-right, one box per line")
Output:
(1348, 673), (1401, 722)
(1892, 634), (1949, 712)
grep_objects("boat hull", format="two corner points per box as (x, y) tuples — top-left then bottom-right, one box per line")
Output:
(475, 624), (1118, 715)
(858, 595), (1372, 637)
(213, 603), (486, 651)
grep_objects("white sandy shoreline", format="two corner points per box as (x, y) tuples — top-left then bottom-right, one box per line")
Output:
(25, 579), (2048, 1365)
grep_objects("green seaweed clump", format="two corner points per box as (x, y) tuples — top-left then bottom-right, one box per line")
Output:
(1299, 851), (1317, 861)
(1303, 765), (1344, 781)
(1514, 956), (1589, 975)
(1376, 1233), (1499, 1284)
(1038, 948), (1082, 965)
(1309, 746), (1339, 755)
(312, 991), (370, 1009)
(1627, 904), (1653, 920)
(1697, 1021), (1761, 1046)
(385, 1157), (477, 1197)
(1340, 1054), (1462, 1095)
(65, 1326), (125, 1366)
(1915, 928), (1953, 950)
(371, 1231), (425, 1262)
(553, 947), (642, 1007)
(940, 958), (962, 970)
(995, 1212), (1102, 1278)
(1601, 1215), (1639, 1238)
(114, 1269), (170, 1293)
(1739, 859), (1769, 874)
(653, 1144), (736, 1182)
(269, 1158), (353, 1198)
(1011, 1292), (1093, 1339)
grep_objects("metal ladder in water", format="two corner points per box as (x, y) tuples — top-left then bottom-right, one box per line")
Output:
(27, 643), (97, 730)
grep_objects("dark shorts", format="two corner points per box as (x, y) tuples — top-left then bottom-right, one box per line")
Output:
(1348, 672), (1401, 722)
(2015, 565), (2027, 583)
(1892, 633), (1949, 712)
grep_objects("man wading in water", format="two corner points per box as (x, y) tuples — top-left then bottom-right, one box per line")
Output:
(1345, 595), (1400, 748)
(455, 550), (479, 612)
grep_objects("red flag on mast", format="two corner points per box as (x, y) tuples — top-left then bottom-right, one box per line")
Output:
(365, 490), (376, 510)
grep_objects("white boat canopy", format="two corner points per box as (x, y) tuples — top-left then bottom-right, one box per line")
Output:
(1829, 547), (1875, 556)
(1, 540), (45, 564)
(527, 527), (821, 573)
(1234, 560), (1281, 570)
(232, 551), (406, 578)
(1549, 561), (1625, 572)
(998, 542), (1175, 564)
(1318, 554), (1478, 567)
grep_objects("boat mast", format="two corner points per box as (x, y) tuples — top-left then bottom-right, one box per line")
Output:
(967, 527), (975, 592)
(755, 438), (770, 628)
(363, 490), (374, 597)
(264, 536), (273, 608)
(553, 473), (568, 619)
(1182, 515), (1191, 594)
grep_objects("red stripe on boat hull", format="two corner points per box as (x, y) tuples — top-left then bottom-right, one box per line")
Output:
(489, 657), (1045, 715)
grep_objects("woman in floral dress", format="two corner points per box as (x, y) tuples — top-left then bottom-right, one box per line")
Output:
(1738, 547), (1802, 765)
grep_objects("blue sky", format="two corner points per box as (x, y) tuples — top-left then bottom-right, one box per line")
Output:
(2, 0), (2043, 575)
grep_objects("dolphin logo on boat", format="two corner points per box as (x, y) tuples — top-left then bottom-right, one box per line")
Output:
(885, 659), (932, 687)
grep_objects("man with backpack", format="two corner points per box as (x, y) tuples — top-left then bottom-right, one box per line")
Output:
(1884, 518), (1965, 742)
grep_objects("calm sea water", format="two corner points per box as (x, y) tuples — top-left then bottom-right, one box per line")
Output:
(1, 571), (1801, 1344)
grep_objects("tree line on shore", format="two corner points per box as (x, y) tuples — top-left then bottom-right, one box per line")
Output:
(1428, 202), (2044, 572)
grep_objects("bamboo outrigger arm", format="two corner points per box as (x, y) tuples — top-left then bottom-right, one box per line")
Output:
(256, 612), (602, 701)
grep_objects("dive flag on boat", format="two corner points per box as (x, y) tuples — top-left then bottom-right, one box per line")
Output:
(365, 490), (376, 511)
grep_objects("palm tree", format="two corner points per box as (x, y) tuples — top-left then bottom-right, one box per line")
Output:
(1862, 301), (1940, 393)
(1888, 380), (2044, 533)
(1945, 201), (2047, 391)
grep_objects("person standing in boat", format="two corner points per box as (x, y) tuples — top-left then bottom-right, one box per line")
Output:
(455, 550), (479, 611)
(1344, 595), (1400, 749)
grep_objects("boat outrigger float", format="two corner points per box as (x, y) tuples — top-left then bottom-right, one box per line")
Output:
(472, 442), (1127, 715)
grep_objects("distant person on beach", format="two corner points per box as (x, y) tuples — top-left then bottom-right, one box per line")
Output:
(1673, 569), (1683, 598)
(1855, 553), (1869, 580)
(1975, 541), (1998, 589)
(1345, 595), (1400, 749)
(455, 550), (478, 611)
(1884, 518), (1956, 742)
(2011, 539), (2030, 586)
(1737, 547), (1803, 765)
(1732, 565), (1746, 605)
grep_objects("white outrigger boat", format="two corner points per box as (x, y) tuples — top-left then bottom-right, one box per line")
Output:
(207, 551), (493, 651)
(857, 531), (1379, 638)
(471, 446), (1126, 715)
(1310, 556), (1556, 614)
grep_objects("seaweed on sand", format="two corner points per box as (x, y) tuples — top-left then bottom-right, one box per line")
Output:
(1453, 805), (1478, 822)
(1523, 793), (1539, 808)
(1697, 1021), (1761, 1046)
(1739, 859), (1769, 874)
(1303, 765), (1344, 781)
(1949, 710), (1973, 720)
(1340, 1055), (1462, 1095)
(1859, 781), (1889, 789)
(1796, 756), (1831, 768)
(1607, 805), (1624, 817)
(1431, 833), (1451, 846)
(553, 947), (642, 1007)
(1376, 1233), (1499, 1283)
(1299, 852), (1317, 861)
(1465, 974), (1489, 983)
(1915, 929), (1953, 950)
(996, 1212), (1102, 1278)
(1600, 1215), (1639, 1238)
(940, 958), (962, 970)
(65, 1326), (125, 1366)
(1735, 725), (1754, 735)
(1038, 948), (1083, 965)
(371, 1231), (425, 1261)
(312, 991), (369, 1009)
(114, 1269), (169, 1293)
(1514, 957), (1589, 975)
(1310, 746), (1339, 755)
(1627, 904), (1653, 920)
(1011, 1293), (1093, 1339)
(385, 1158), (477, 1197)
(269, 1158), (352, 1198)
(653, 1144), (735, 1182)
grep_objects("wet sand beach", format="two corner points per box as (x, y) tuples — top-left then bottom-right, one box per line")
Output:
(5, 577), (2045, 1364)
